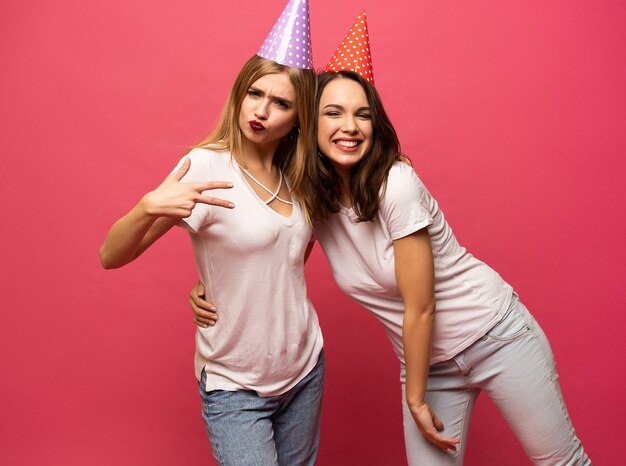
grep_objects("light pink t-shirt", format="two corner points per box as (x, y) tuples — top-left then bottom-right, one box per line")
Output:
(177, 148), (323, 396)
(314, 162), (513, 365)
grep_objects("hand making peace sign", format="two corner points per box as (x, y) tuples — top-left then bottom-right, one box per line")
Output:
(141, 157), (235, 217)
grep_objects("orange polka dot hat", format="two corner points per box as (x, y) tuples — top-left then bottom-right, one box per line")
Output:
(323, 10), (374, 85)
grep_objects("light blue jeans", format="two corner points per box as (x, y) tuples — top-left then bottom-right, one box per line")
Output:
(198, 350), (325, 466)
(402, 297), (590, 465)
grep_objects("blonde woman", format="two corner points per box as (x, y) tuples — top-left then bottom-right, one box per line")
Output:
(100, 1), (325, 464)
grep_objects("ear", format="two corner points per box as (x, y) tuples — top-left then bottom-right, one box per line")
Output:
(291, 125), (300, 141)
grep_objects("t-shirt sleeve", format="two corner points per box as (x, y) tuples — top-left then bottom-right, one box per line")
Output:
(379, 163), (432, 240)
(171, 149), (214, 233)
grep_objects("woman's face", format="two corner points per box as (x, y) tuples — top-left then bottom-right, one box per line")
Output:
(238, 72), (298, 147)
(317, 78), (372, 175)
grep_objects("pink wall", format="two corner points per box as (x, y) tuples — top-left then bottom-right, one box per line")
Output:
(1, 1), (624, 464)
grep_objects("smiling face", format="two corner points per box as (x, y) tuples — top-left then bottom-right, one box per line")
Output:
(316, 77), (373, 176)
(238, 72), (298, 150)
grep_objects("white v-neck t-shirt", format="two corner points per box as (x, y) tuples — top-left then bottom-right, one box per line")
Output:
(176, 148), (323, 396)
(314, 162), (512, 365)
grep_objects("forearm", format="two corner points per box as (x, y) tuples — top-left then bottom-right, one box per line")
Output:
(393, 229), (436, 410)
(99, 199), (159, 269)
(99, 157), (234, 269)
(394, 231), (459, 450)
(403, 303), (434, 409)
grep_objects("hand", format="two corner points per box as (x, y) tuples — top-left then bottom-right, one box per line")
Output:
(398, 154), (413, 167)
(189, 280), (218, 328)
(409, 401), (460, 452)
(141, 157), (234, 218)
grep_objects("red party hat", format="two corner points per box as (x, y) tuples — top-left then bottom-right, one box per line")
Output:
(323, 10), (374, 85)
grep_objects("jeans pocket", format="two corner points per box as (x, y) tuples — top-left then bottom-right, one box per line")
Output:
(486, 300), (531, 341)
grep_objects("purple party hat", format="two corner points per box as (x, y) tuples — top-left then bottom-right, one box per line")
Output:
(257, 0), (313, 69)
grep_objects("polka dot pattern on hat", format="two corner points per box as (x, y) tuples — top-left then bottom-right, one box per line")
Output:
(257, 0), (313, 70)
(323, 10), (375, 85)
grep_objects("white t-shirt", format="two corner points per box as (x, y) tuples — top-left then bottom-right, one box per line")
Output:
(177, 148), (323, 397)
(314, 162), (513, 365)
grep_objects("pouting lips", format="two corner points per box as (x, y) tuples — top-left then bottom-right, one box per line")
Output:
(249, 120), (266, 131)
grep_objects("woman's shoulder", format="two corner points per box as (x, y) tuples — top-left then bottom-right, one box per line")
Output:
(386, 161), (426, 194)
(175, 147), (235, 181)
(185, 147), (230, 160)
(378, 161), (432, 230)
(182, 147), (234, 169)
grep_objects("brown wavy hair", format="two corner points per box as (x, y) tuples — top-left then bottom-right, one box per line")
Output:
(194, 55), (316, 178)
(293, 71), (401, 223)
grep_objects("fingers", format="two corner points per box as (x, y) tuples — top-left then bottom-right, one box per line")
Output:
(194, 182), (235, 208)
(196, 181), (234, 191)
(188, 181), (234, 196)
(195, 194), (235, 209)
(190, 281), (210, 307)
(190, 287), (212, 309)
(171, 160), (233, 194)
(189, 296), (218, 328)
(432, 414), (445, 431)
(427, 431), (460, 452)
(172, 157), (191, 181)
(420, 426), (459, 452)
(194, 310), (217, 327)
(412, 403), (460, 453)
(186, 181), (234, 209)
(189, 280), (217, 328)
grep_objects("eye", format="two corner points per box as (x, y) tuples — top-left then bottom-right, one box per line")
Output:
(275, 100), (289, 109)
(323, 111), (341, 117)
(357, 113), (371, 120)
(247, 89), (261, 98)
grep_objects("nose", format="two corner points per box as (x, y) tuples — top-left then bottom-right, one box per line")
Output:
(254, 99), (270, 120)
(341, 116), (358, 134)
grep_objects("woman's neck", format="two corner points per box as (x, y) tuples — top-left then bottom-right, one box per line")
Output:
(240, 137), (279, 171)
(337, 170), (352, 208)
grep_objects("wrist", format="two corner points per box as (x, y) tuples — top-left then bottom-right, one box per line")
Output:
(406, 398), (427, 411)
(139, 193), (158, 216)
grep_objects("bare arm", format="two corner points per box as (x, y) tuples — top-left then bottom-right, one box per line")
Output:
(394, 228), (460, 452)
(99, 157), (234, 269)
(99, 202), (176, 269)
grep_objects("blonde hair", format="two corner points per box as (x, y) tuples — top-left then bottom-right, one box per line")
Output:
(195, 55), (316, 177)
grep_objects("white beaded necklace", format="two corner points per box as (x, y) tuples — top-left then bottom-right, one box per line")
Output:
(240, 167), (294, 206)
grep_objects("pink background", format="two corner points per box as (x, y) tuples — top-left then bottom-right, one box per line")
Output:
(1, 1), (625, 464)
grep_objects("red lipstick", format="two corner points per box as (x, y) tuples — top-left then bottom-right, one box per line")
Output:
(249, 120), (266, 131)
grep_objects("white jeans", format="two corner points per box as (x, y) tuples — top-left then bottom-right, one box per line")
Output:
(401, 297), (590, 465)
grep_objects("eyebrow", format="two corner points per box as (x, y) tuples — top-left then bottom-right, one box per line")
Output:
(249, 86), (294, 106)
(322, 104), (371, 112)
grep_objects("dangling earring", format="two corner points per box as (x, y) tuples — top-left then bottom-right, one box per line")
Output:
(290, 125), (299, 143)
